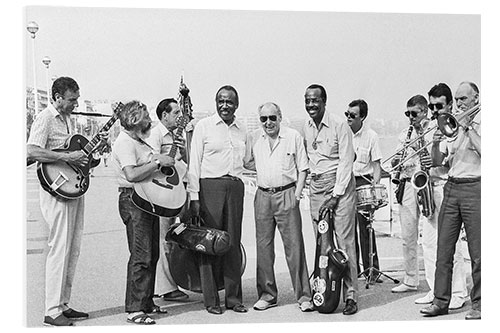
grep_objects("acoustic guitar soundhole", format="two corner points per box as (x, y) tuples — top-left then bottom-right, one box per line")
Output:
(161, 166), (174, 177)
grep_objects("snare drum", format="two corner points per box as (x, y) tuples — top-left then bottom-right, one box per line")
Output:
(355, 184), (388, 211)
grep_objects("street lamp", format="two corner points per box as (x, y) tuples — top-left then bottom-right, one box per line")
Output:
(42, 56), (51, 104)
(27, 21), (39, 116)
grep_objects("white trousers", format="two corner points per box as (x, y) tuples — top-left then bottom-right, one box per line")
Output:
(154, 217), (178, 295)
(398, 182), (467, 299)
(40, 188), (85, 318)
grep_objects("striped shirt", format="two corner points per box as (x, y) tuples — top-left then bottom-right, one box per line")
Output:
(27, 103), (71, 150)
(442, 112), (481, 178)
(352, 124), (382, 177)
(187, 113), (247, 200)
(246, 126), (308, 188)
(303, 111), (354, 196)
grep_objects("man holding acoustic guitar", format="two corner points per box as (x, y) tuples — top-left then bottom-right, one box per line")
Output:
(27, 77), (109, 326)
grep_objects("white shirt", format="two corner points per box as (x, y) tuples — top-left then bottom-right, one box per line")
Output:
(245, 126), (309, 188)
(28, 103), (72, 150)
(303, 111), (355, 196)
(352, 124), (382, 177)
(187, 113), (247, 200)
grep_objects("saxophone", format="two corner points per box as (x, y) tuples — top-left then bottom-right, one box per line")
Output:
(410, 128), (435, 218)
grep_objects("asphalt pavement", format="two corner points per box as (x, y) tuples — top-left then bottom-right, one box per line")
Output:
(25, 163), (476, 329)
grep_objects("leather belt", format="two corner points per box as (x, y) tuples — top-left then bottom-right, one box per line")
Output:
(448, 176), (481, 184)
(258, 182), (295, 194)
(218, 174), (241, 181)
(118, 187), (134, 193)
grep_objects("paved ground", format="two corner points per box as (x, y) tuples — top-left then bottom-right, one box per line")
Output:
(25, 163), (477, 329)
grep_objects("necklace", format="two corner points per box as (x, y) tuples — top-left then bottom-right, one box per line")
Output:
(312, 123), (323, 150)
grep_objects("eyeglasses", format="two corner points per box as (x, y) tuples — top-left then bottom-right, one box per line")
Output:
(259, 115), (278, 122)
(404, 110), (420, 118)
(344, 111), (358, 119)
(428, 103), (445, 111)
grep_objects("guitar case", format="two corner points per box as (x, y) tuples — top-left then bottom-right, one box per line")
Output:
(166, 216), (246, 293)
(311, 209), (349, 313)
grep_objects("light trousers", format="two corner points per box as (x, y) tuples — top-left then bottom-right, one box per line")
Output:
(40, 188), (85, 318)
(155, 217), (178, 295)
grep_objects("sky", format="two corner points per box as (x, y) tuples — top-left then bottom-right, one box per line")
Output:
(24, 4), (481, 125)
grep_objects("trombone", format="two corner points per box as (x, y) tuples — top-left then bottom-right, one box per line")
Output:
(383, 103), (480, 172)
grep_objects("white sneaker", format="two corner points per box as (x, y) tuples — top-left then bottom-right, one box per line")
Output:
(253, 299), (277, 311)
(391, 283), (418, 293)
(415, 291), (434, 304)
(449, 297), (465, 310)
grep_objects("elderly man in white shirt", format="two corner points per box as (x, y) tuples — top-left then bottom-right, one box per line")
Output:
(244, 102), (313, 312)
(187, 85), (248, 315)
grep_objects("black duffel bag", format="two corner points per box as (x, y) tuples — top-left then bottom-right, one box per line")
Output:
(166, 216), (231, 256)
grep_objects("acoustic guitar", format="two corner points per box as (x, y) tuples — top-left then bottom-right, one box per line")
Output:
(131, 114), (190, 217)
(37, 102), (123, 200)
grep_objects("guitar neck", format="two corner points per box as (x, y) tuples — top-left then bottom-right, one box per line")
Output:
(167, 125), (186, 158)
(82, 102), (123, 155)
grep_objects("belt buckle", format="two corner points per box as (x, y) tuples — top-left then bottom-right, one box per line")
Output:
(269, 187), (277, 194)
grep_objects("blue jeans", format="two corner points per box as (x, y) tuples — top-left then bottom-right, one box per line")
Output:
(118, 189), (160, 313)
(433, 179), (481, 310)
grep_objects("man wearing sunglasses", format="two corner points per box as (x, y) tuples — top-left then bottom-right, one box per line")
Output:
(391, 92), (467, 312)
(302, 84), (358, 315)
(345, 99), (383, 283)
(421, 82), (481, 320)
(244, 102), (313, 312)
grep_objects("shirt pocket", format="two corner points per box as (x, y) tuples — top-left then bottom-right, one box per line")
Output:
(356, 146), (371, 165)
(319, 135), (338, 156)
(282, 152), (296, 172)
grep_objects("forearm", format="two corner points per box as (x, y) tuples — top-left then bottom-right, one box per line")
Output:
(296, 170), (307, 193)
(372, 161), (381, 184)
(123, 161), (159, 183)
(27, 144), (70, 163)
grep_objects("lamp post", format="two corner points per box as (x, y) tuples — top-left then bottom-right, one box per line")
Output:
(27, 21), (39, 116)
(42, 56), (51, 105)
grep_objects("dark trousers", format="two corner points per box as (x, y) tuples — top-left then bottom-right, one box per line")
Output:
(433, 179), (481, 310)
(199, 177), (245, 308)
(118, 190), (160, 313)
(354, 176), (380, 273)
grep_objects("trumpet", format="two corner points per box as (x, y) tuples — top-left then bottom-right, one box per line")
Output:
(383, 103), (481, 172)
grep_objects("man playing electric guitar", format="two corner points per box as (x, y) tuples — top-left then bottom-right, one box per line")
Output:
(27, 77), (108, 326)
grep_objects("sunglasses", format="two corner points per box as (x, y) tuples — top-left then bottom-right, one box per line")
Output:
(404, 110), (420, 118)
(259, 115), (278, 122)
(344, 111), (358, 119)
(428, 103), (445, 111)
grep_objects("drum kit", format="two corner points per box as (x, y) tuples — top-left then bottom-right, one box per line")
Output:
(355, 183), (400, 288)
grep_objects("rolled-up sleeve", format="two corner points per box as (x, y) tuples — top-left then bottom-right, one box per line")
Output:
(295, 131), (309, 173)
(332, 121), (354, 196)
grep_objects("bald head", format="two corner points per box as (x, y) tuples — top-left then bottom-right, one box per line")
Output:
(455, 82), (479, 112)
(258, 102), (282, 138)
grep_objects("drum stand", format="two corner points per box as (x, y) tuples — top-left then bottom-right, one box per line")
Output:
(358, 207), (400, 289)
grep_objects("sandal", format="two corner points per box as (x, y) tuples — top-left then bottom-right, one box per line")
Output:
(127, 312), (156, 325)
(149, 305), (168, 314)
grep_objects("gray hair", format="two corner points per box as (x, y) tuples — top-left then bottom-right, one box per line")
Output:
(257, 102), (282, 118)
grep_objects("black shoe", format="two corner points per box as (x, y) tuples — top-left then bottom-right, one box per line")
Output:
(206, 306), (223, 315)
(231, 304), (248, 313)
(63, 308), (89, 319)
(44, 314), (74, 326)
(162, 289), (189, 301)
(343, 299), (358, 315)
(420, 304), (448, 317)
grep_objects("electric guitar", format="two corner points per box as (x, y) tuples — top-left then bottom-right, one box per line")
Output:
(37, 102), (123, 200)
(132, 80), (193, 217)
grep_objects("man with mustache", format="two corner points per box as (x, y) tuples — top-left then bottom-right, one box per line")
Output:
(112, 101), (175, 325)
(302, 84), (358, 315)
(244, 102), (313, 312)
(187, 85), (248, 315)
(421, 82), (481, 320)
